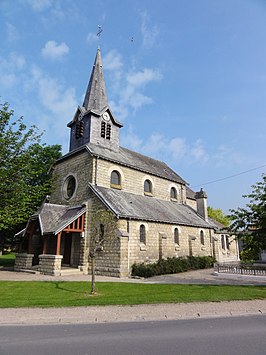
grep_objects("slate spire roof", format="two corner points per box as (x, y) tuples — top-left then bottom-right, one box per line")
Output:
(83, 48), (108, 112)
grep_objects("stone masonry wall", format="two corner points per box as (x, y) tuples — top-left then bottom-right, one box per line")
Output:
(14, 253), (34, 271)
(118, 219), (213, 274)
(49, 150), (93, 205)
(39, 255), (63, 276)
(86, 194), (123, 277)
(95, 159), (185, 203)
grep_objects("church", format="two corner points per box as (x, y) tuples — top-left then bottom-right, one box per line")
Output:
(15, 47), (239, 276)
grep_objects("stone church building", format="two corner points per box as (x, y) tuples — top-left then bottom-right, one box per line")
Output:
(15, 48), (239, 276)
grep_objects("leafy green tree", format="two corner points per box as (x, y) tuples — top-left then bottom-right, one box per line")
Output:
(207, 206), (231, 227)
(89, 209), (117, 294)
(0, 101), (62, 250)
(230, 174), (266, 260)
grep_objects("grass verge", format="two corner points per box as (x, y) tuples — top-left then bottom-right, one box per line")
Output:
(0, 281), (265, 308)
(0, 253), (15, 268)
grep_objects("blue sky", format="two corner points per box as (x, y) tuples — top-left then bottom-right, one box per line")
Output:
(1, 0), (266, 213)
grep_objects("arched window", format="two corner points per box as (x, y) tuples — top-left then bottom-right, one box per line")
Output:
(140, 224), (146, 244)
(144, 179), (152, 195)
(226, 236), (230, 250)
(221, 235), (225, 250)
(200, 230), (205, 245)
(110, 170), (121, 188)
(170, 187), (177, 200)
(99, 224), (104, 241)
(174, 228), (179, 245)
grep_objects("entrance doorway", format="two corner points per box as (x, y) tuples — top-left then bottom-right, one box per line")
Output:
(63, 233), (72, 265)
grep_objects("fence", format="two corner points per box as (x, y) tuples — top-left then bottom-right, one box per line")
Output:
(215, 263), (266, 277)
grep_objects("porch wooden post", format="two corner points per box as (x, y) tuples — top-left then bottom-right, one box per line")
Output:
(81, 213), (85, 230)
(43, 237), (47, 255)
(56, 232), (62, 255)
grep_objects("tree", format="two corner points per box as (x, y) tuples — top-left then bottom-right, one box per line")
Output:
(229, 174), (266, 260)
(207, 206), (231, 227)
(0, 101), (62, 250)
(89, 209), (117, 294)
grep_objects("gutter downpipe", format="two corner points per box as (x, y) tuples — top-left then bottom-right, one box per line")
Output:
(94, 156), (99, 185)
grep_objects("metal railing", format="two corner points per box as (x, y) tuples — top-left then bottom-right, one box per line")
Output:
(215, 263), (266, 277)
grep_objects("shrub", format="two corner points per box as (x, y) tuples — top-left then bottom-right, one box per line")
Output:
(131, 256), (215, 278)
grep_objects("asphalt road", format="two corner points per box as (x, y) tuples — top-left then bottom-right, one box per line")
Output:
(1, 315), (266, 355)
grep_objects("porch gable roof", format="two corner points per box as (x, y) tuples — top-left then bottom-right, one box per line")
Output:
(31, 203), (86, 235)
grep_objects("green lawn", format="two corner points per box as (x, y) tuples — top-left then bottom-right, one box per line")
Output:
(0, 281), (265, 308)
(0, 253), (15, 267)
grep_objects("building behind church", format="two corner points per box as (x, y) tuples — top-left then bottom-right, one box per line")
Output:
(15, 48), (239, 276)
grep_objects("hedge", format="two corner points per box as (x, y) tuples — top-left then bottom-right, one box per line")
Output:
(131, 256), (215, 278)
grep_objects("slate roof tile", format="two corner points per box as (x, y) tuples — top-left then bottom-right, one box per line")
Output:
(89, 184), (211, 228)
(32, 204), (86, 235)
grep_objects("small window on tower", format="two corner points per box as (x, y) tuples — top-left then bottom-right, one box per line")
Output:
(75, 121), (84, 139)
(101, 121), (106, 138)
(106, 124), (111, 140)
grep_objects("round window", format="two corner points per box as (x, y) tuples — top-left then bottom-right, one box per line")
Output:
(63, 175), (76, 200)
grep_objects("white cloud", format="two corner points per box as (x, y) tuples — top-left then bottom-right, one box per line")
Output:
(168, 137), (188, 160)
(24, 0), (53, 12)
(191, 139), (209, 162)
(26, 66), (78, 151)
(212, 144), (243, 167)
(104, 50), (123, 72)
(0, 52), (26, 89)
(86, 32), (98, 45)
(127, 68), (162, 87)
(118, 68), (162, 117)
(42, 40), (69, 60)
(121, 127), (210, 166)
(120, 125), (142, 151)
(6, 23), (19, 42)
(103, 50), (163, 120)
(127, 92), (153, 110)
(31, 66), (77, 118)
(140, 11), (159, 49)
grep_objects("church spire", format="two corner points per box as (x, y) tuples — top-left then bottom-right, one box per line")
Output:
(82, 48), (108, 112)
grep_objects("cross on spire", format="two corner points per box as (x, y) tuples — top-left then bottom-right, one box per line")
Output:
(97, 25), (103, 48)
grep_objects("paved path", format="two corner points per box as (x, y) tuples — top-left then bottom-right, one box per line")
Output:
(1, 268), (266, 326)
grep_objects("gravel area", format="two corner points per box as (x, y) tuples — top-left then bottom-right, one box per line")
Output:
(1, 301), (266, 326)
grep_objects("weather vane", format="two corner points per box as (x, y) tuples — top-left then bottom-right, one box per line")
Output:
(97, 25), (103, 48)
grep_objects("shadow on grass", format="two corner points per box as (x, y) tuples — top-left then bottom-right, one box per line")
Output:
(52, 281), (90, 295)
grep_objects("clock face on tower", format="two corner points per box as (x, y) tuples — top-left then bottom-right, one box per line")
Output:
(102, 112), (110, 121)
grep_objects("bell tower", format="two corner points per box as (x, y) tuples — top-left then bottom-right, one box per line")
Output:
(67, 47), (123, 152)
